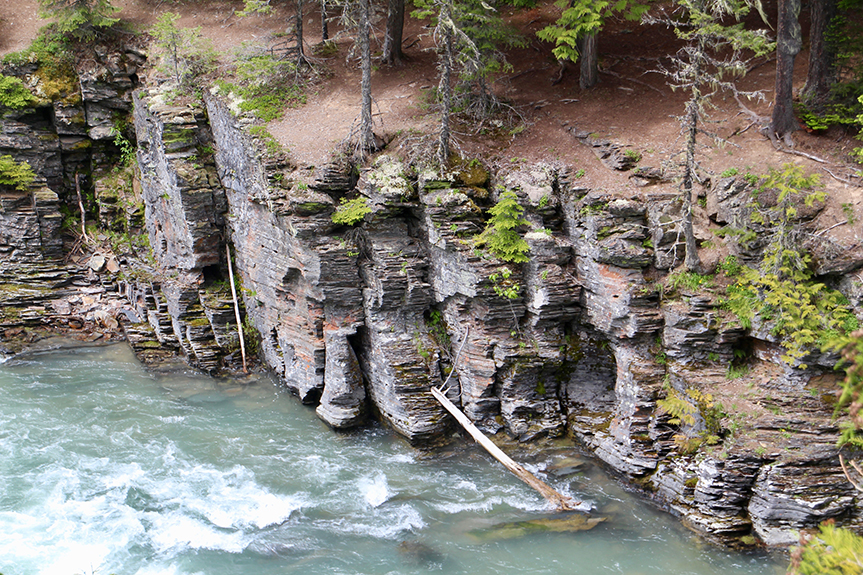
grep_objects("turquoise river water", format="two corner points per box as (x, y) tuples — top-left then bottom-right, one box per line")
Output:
(0, 344), (786, 575)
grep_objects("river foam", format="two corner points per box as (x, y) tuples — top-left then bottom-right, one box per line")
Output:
(0, 345), (784, 575)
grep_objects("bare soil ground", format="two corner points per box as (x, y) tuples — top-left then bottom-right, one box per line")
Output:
(2, 0), (861, 237)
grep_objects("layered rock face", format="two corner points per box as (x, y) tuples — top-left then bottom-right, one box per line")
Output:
(125, 88), (863, 547)
(0, 44), (144, 339)
(5, 57), (858, 548)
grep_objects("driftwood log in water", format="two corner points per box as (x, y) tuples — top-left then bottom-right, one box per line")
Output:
(430, 386), (581, 512)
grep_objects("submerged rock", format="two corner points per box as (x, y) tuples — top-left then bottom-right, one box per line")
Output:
(468, 512), (607, 541)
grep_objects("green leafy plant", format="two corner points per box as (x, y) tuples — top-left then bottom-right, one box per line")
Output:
(720, 167), (739, 178)
(248, 125), (284, 156)
(718, 255), (743, 277)
(489, 266), (521, 300)
(829, 331), (863, 450)
(841, 202), (856, 225)
(0, 74), (36, 109)
(721, 165), (858, 367)
(657, 385), (723, 453)
(111, 125), (136, 167)
(475, 191), (530, 263)
(331, 197), (370, 226)
(0, 155), (36, 190)
(536, 0), (649, 87)
(666, 271), (714, 293)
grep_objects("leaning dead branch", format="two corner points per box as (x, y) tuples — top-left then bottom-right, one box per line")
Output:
(430, 386), (582, 512)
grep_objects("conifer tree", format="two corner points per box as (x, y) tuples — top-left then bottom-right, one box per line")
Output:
(537, 0), (648, 89)
(414, 0), (519, 163)
(38, 0), (119, 42)
(239, 0), (308, 67)
(151, 12), (215, 88)
(383, 0), (406, 65)
(648, 0), (772, 272)
(771, 0), (802, 143)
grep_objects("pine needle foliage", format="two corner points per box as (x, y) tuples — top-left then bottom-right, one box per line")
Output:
(720, 165), (858, 367)
(829, 331), (863, 450)
(788, 522), (863, 575)
(151, 12), (217, 89)
(37, 0), (119, 42)
(0, 75), (37, 110)
(537, 0), (648, 65)
(0, 155), (36, 191)
(475, 191), (530, 262)
(331, 197), (370, 226)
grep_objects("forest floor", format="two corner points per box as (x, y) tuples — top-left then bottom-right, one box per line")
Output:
(1, 0), (861, 248)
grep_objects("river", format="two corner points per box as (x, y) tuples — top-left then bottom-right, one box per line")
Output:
(0, 344), (785, 575)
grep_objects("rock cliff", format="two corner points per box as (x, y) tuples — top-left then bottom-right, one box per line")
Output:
(3, 55), (863, 549)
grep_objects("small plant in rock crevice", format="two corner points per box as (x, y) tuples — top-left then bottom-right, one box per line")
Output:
(331, 197), (371, 226)
(0, 74), (37, 110)
(475, 190), (530, 263)
(0, 155), (36, 190)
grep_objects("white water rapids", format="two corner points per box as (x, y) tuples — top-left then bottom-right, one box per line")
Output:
(0, 344), (784, 575)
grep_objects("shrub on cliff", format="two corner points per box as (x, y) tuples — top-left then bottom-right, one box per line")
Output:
(0, 156), (36, 191)
(0, 75), (36, 110)
(475, 191), (530, 263)
(719, 165), (859, 368)
(787, 520), (863, 574)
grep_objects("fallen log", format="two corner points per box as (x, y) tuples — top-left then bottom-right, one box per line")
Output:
(430, 386), (581, 512)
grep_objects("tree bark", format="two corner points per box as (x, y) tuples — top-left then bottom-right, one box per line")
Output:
(296, 0), (305, 62)
(682, 98), (702, 274)
(801, 0), (836, 109)
(321, 0), (328, 41)
(577, 32), (598, 89)
(382, 0), (405, 66)
(437, 4), (454, 166)
(359, 0), (374, 152)
(771, 0), (802, 140)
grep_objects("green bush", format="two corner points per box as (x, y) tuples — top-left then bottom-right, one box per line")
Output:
(331, 197), (370, 226)
(788, 522), (863, 575)
(475, 191), (530, 263)
(0, 155), (36, 190)
(0, 75), (36, 109)
(720, 165), (858, 367)
(151, 12), (216, 88)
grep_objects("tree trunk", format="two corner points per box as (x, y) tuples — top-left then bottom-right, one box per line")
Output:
(359, 0), (374, 152)
(321, 0), (328, 41)
(577, 32), (598, 90)
(437, 4), (454, 166)
(682, 97), (702, 274)
(801, 0), (836, 109)
(382, 0), (405, 66)
(681, 35), (704, 274)
(771, 0), (802, 140)
(296, 0), (305, 62)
